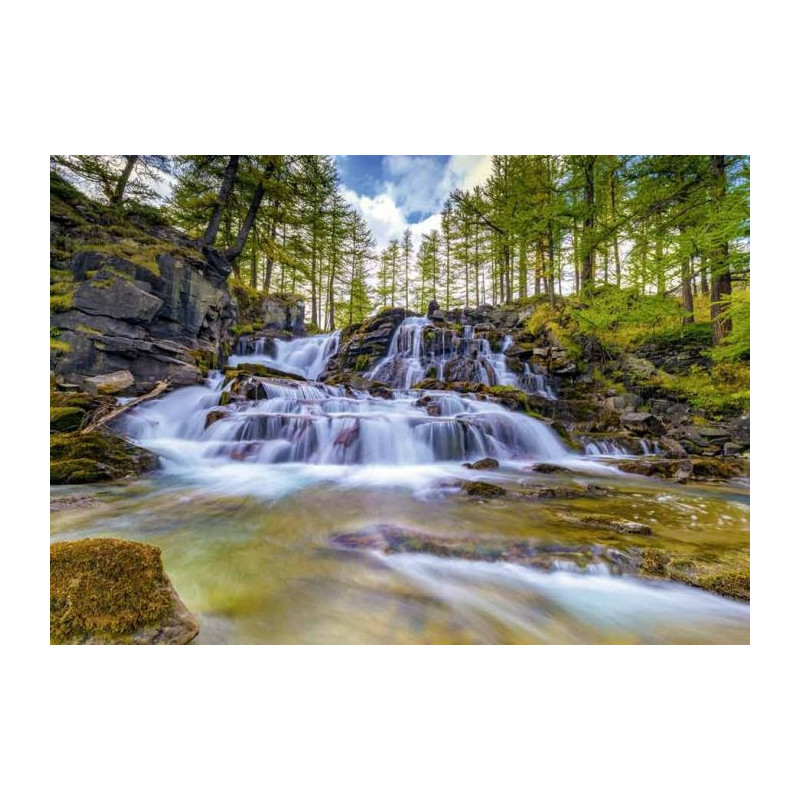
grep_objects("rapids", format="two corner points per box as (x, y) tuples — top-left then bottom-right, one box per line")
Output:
(50, 315), (750, 644)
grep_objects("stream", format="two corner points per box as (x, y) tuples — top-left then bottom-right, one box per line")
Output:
(50, 317), (750, 644)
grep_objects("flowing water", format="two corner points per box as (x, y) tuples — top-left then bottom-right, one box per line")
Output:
(50, 316), (750, 644)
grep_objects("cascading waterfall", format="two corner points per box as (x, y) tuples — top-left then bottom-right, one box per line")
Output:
(230, 330), (341, 380)
(369, 316), (556, 397)
(121, 321), (567, 474)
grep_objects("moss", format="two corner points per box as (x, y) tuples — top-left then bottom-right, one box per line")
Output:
(50, 431), (158, 484)
(638, 547), (750, 602)
(189, 348), (217, 376)
(50, 538), (174, 644)
(461, 481), (507, 498)
(353, 354), (370, 373)
(75, 323), (103, 336)
(50, 291), (75, 313)
(50, 337), (72, 353)
(50, 392), (95, 409)
(50, 406), (85, 432)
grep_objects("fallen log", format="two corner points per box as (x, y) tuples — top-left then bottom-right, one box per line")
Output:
(80, 380), (170, 434)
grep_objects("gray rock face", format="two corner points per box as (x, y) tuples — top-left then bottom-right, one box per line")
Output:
(53, 250), (235, 393)
(262, 296), (305, 336)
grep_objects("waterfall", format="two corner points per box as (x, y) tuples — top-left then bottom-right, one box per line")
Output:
(368, 316), (556, 397)
(121, 327), (567, 472)
(230, 330), (340, 380)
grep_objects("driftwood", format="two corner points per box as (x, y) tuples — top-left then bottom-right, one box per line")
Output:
(81, 380), (170, 434)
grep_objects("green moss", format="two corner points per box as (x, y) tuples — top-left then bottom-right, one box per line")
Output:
(461, 481), (507, 498)
(50, 291), (75, 313)
(50, 392), (95, 409)
(50, 406), (85, 432)
(353, 354), (370, 372)
(50, 538), (174, 644)
(50, 337), (71, 353)
(50, 431), (158, 484)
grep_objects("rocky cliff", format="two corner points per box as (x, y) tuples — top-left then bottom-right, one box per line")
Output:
(50, 173), (237, 394)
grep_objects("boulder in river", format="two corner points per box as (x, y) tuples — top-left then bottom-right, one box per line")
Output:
(50, 538), (199, 644)
(464, 458), (500, 470)
(460, 480), (507, 498)
(558, 512), (654, 536)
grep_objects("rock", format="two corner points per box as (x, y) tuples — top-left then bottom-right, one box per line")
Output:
(330, 525), (612, 572)
(620, 412), (666, 437)
(50, 431), (159, 484)
(261, 296), (305, 336)
(50, 538), (199, 644)
(50, 188), (236, 393)
(618, 459), (693, 482)
(521, 483), (608, 499)
(723, 442), (743, 457)
(82, 369), (135, 396)
(657, 438), (688, 459)
(205, 410), (229, 429)
(464, 458), (499, 470)
(427, 300), (440, 317)
(50, 495), (103, 512)
(320, 308), (407, 377)
(686, 425), (730, 443)
(558, 512), (654, 536)
(604, 393), (642, 412)
(689, 457), (743, 480)
(530, 463), (572, 474)
(460, 481), (507, 498)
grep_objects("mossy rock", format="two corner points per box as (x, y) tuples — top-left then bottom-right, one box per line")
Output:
(638, 547), (749, 602)
(461, 480), (507, 498)
(50, 432), (158, 484)
(558, 512), (653, 536)
(50, 406), (85, 432)
(50, 538), (199, 644)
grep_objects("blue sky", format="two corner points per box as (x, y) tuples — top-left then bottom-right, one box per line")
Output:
(335, 155), (492, 250)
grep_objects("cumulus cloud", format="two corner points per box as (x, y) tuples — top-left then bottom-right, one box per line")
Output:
(341, 155), (492, 250)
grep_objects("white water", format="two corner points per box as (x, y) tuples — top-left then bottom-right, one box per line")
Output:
(369, 316), (556, 397)
(377, 553), (749, 643)
(120, 321), (570, 492)
(229, 330), (340, 380)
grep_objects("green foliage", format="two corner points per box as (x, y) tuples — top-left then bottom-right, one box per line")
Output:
(570, 286), (683, 352)
(650, 362), (749, 416)
(712, 289), (750, 361)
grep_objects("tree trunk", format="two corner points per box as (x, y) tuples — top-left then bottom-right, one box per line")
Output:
(709, 155), (732, 344)
(202, 156), (240, 247)
(111, 156), (138, 205)
(225, 168), (271, 262)
(681, 256), (695, 323)
(581, 156), (597, 290)
(610, 168), (622, 287)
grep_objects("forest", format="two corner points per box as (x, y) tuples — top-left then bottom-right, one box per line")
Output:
(51, 155), (750, 352)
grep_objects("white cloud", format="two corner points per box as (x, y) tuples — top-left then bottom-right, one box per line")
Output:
(341, 156), (492, 252)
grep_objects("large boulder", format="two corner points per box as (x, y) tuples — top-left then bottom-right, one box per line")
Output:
(83, 370), (135, 396)
(320, 308), (408, 377)
(50, 538), (199, 645)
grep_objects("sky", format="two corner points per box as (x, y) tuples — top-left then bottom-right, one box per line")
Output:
(335, 155), (492, 251)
